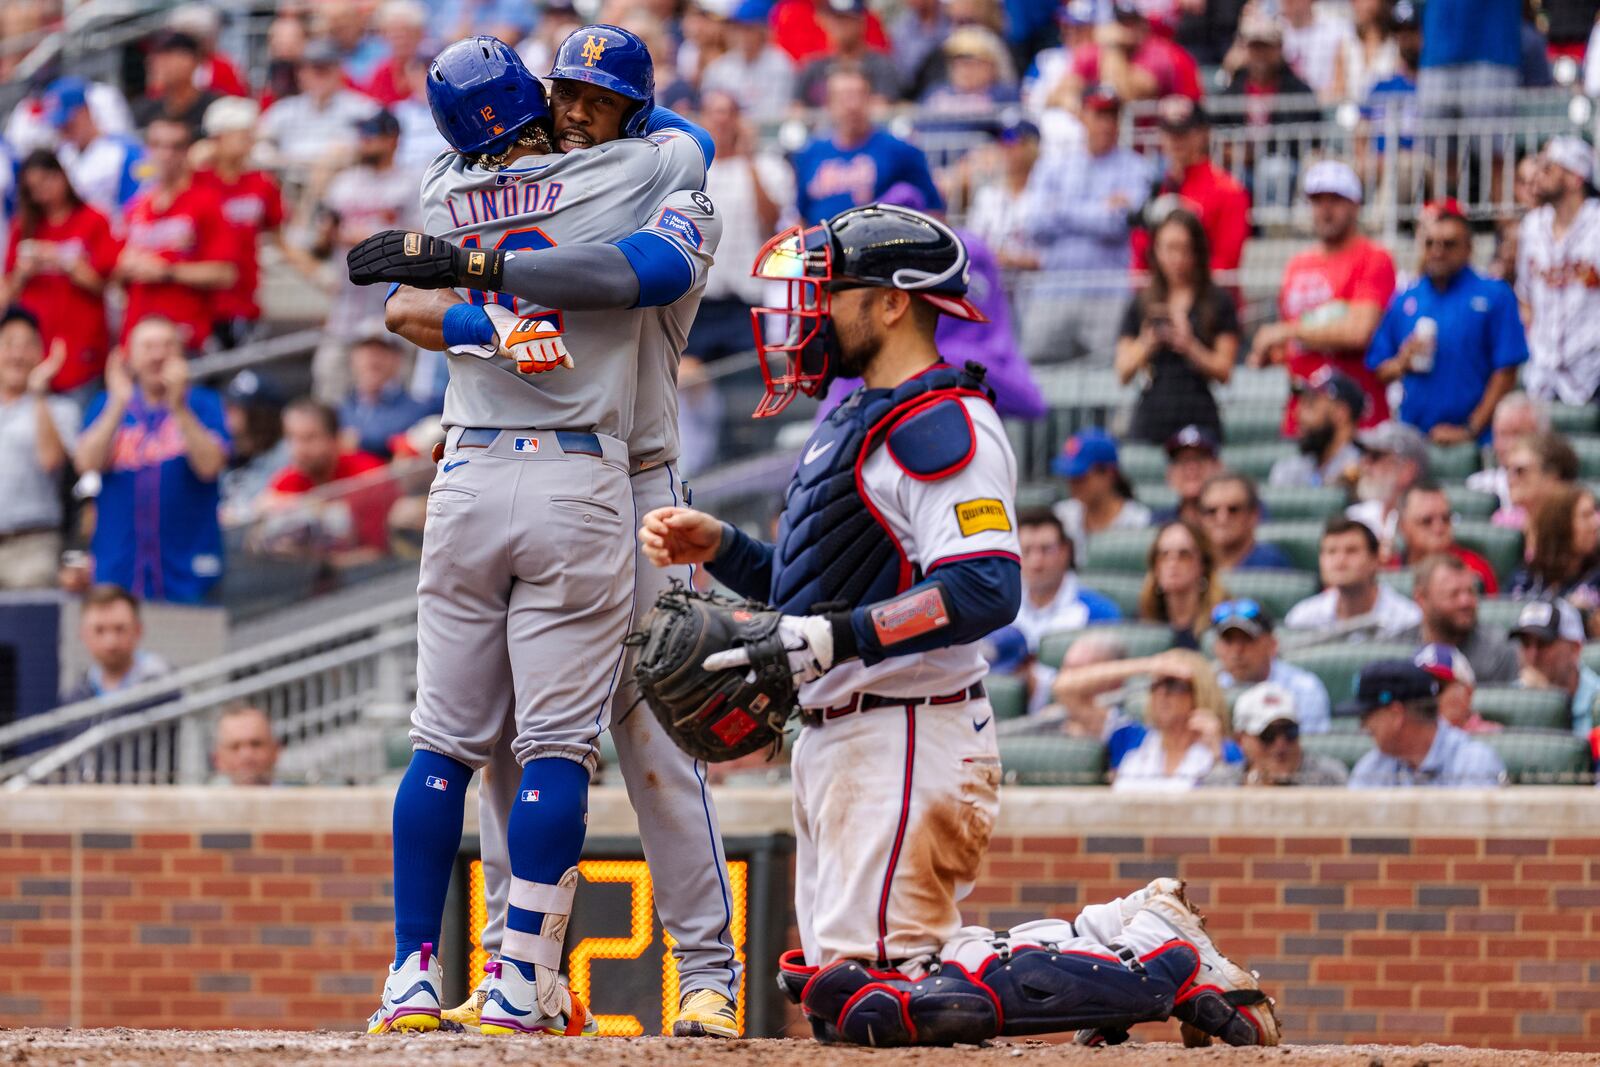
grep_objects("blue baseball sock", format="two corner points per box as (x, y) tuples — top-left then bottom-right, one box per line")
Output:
(391, 749), (472, 968)
(502, 757), (590, 981)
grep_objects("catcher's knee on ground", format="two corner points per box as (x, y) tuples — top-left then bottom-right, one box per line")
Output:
(778, 951), (999, 1047)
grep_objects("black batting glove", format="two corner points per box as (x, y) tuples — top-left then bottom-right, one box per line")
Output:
(346, 229), (507, 291)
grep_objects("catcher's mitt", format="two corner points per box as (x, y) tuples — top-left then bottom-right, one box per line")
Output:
(627, 581), (798, 762)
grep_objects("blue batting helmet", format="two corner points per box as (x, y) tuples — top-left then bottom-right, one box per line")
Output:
(548, 24), (655, 138)
(427, 36), (549, 155)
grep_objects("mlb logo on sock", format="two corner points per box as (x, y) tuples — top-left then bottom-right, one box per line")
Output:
(425, 776), (448, 791)
(520, 789), (540, 802)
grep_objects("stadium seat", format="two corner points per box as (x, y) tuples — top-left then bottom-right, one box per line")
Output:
(1134, 483), (1178, 514)
(1550, 403), (1600, 435)
(1081, 527), (1158, 572)
(1300, 732), (1375, 769)
(1016, 482), (1062, 511)
(1584, 643), (1600, 675)
(1452, 523), (1523, 582)
(998, 735), (1108, 785)
(1219, 568), (1319, 620)
(1258, 485), (1347, 522)
(1570, 435), (1600, 480)
(1281, 642), (1418, 706)
(1325, 714), (1363, 733)
(1221, 442), (1294, 481)
(1475, 597), (1527, 636)
(1471, 687), (1571, 731)
(1376, 569), (1415, 596)
(1482, 730), (1594, 784)
(1220, 405), (1283, 445)
(385, 730), (412, 771)
(987, 673), (1029, 720)
(1036, 623), (1176, 672)
(1120, 443), (1168, 484)
(597, 730), (621, 774)
(1444, 486), (1497, 521)
(1426, 443), (1479, 481)
(1257, 521), (1326, 572)
(1075, 570), (1145, 616)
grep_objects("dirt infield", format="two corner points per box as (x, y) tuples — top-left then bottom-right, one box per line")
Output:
(2, 1030), (1592, 1067)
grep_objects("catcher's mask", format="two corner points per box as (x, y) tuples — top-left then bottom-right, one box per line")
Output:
(747, 204), (986, 419)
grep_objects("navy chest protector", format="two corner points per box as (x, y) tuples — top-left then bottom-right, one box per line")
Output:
(770, 362), (994, 615)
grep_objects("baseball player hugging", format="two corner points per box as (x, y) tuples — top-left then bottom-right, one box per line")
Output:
(344, 30), (733, 1037)
(638, 206), (1279, 1048)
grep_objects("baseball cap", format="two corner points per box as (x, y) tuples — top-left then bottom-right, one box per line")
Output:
(1423, 197), (1468, 223)
(202, 95), (260, 137)
(1052, 429), (1120, 479)
(1414, 643), (1476, 688)
(0, 304), (42, 335)
(1164, 424), (1219, 458)
(996, 112), (1041, 142)
(1337, 660), (1439, 718)
(301, 37), (342, 66)
(1083, 83), (1122, 112)
(1543, 136), (1595, 185)
(730, 0), (770, 23)
(1058, 0), (1099, 24)
(824, 0), (868, 16)
(1510, 598), (1585, 644)
(982, 625), (1030, 674)
(44, 76), (89, 128)
(1391, 0), (1420, 29)
(1211, 597), (1275, 638)
(1156, 95), (1208, 132)
(1111, 0), (1145, 21)
(148, 29), (202, 55)
(223, 368), (286, 408)
(1296, 365), (1367, 418)
(1237, 12), (1283, 44)
(357, 109), (402, 137)
(1233, 682), (1298, 737)
(945, 26), (1001, 60)
(1356, 419), (1428, 469)
(1304, 159), (1364, 204)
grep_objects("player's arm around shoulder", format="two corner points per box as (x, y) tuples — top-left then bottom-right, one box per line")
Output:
(615, 188), (724, 307)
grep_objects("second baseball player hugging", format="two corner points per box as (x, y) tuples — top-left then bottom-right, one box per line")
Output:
(639, 207), (1280, 1048)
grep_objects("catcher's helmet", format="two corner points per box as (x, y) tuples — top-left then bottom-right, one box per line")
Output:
(748, 204), (985, 417)
(427, 36), (549, 156)
(549, 24), (656, 138)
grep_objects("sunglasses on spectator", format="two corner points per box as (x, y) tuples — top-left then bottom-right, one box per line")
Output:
(1210, 598), (1266, 626)
(1423, 237), (1465, 250)
(1201, 501), (1249, 517)
(1150, 676), (1193, 694)
(1258, 721), (1300, 745)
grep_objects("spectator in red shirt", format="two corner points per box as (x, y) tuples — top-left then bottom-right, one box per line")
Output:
(1133, 98), (1251, 274)
(1, 151), (120, 392)
(167, 3), (251, 99)
(1249, 160), (1395, 433)
(194, 98), (321, 349)
(261, 398), (397, 561)
(114, 118), (237, 352)
(1390, 484), (1500, 594)
(360, 0), (429, 107)
(1063, 1), (1203, 108)
(771, 0), (892, 66)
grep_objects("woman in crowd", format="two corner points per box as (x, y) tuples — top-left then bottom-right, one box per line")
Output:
(1112, 650), (1235, 791)
(1114, 210), (1238, 447)
(1051, 429), (1152, 549)
(1331, 0), (1397, 102)
(1512, 484), (1600, 629)
(0, 150), (120, 395)
(1139, 519), (1228, 649)
(1494, 430), (1579, 531)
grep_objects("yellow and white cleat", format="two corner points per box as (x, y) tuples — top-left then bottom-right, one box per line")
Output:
(672, 987), (740, 1038)
(366, 943), (442, 1034)
(440, 974), (490, 1032)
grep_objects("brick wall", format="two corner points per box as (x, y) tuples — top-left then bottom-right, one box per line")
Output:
(2, 787), (1598, 1049)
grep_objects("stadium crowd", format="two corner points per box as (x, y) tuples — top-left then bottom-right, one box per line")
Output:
(0, 0), (1598, 787)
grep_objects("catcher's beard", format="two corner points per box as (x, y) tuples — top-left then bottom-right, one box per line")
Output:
(832, 297), (885, 381)
(472, 125), (554, 171)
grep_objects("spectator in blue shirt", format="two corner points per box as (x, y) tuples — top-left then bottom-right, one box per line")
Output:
(1418, 0), (1519, 124)
(1198, 472), (1295, 572)
(791, 68), (941, 223)
(338, 328), (437, 460)
(1210, 598), (1333, 734)
(73, 316), (230, 604)
(1360, 1), (1420, 156)
(1367, 201), (1527, 443)
(1345, 659), (1507, 786)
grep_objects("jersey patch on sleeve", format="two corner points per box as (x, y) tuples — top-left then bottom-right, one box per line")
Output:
(954, 498), (1011, 537)
(655, 208), (704, 249)
(885, 397), (976, 480)
(648, 132), (677, 146)
(870, 586), (951, 646)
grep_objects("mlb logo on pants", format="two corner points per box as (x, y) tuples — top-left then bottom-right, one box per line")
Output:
(425, 776), (448, 791)
(520, 789), (541, 802)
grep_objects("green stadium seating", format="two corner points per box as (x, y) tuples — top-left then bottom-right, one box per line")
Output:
(1471, 687), (1571, 732)
(1037, 623), (1176, 672)
(1482, 730), (1594, 784)
(1452, 523), (1523, 582)
(1584, 643), (1600, 675)
(597, 730), (620, 773)
(1220, 406), (1284, 445)
(998, 735), (1108, 785)
(1475, 597), (1528, 637)
(385, 730), (411, 771)
(987, 673), (1030, 720)
(1219, 568), (1319, 620)
(1016, 482), (1062, 511)
(1134, 483), (1178, 514)
(1221, 442), (1295, 481)
(1282, 642), (1418, 706)
(1376, 569), (1415, 596)
(1259, 485), (1347, 522)
(1257, 521), (1327, 572)
(1427, 443), (1480, 481)
(1120, 443), (1167, 484)
(1325, 714), (1363, 733)
(1301, 732), (1375, 769)
(1081, 527), (1158, 572)
(1444, 486), (1497, 521)
(1550, 403), (1600, 435)
(1075, 570), (1145, 616)
(1570, 436), (1600, 480)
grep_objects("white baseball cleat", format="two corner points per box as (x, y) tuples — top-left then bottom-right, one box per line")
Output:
(478, 959), (597, 1036)
(366, 943), (443, 1034)
(1139, 881), (1281, 1047)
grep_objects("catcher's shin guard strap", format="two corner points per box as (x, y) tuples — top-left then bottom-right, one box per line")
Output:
(799, 959), (1000, 1047)
(502, 926), (564, 970)
(978, 943), (1190, 1037)
(509, 876), (575, 917)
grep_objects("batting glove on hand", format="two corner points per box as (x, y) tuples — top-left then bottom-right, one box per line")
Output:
(703, 614), (834, 685)
(446, 305), (575, 373)
(346, 229), (506, 291)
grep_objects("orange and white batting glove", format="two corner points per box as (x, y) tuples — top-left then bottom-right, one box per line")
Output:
(485, 304), (574, 374)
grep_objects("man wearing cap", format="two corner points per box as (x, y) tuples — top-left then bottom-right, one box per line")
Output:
(1368, 202), (1526, 445)
(1154, 424), (1222, 526)
(1415, 642), (1501, 735)
(1061, 1), (1202, 107)
(42, 77), (146, 224)
(132, 30), (223, 138)
(1345, 419), (1428, 551)
(1345, 660), (1506, 787)
(1515, 135), (1600, 406)
(1134, 97), (1250, 275)
(0, 307), (79, 589)
(791, 68), (942, 223)
(1203, 681), (1347, 786)
(1052, 428), (1153, 550)
(1199, 472), (1294, 571)
(338, 327), (438, 460)
(258, 38), (382, 169)
(1285, 516), (1423, 639)
(701, 0), (796, 123)
(259, 397), (398, 563)
(1217, 14), (1320, 137)
(1250, 160), (1395, 435)
(1211, 599), (1332, 733)
(1269, 366), (1365, 489)
(1024, 0), (1096, 117)
(1013, 507), (1122, 651)
(1013, 82), (1151, 365)
(793, 0), (902, 107)
(219, 369), (289, 526)
(1511, 597), (1600, 739)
